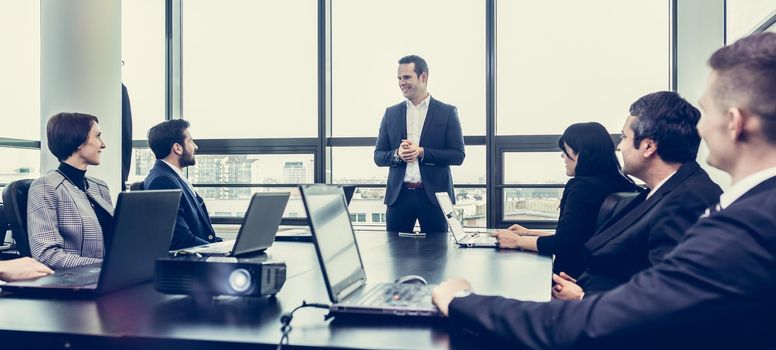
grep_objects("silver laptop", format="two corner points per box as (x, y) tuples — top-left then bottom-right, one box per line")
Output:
(300, 184), (441, 317)
(175, 192), (290, 257)
(435, 192), (498, 248)
(2, 190), (182, 296)
(275, 185), (356, 241)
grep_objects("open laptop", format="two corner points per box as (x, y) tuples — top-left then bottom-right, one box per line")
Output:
(300, 184), (441, 317)
(435, 192), (498, 248)
(275, 185), (356, 242)
(174, 192), (290, 256)
(2, 190), (182, 295)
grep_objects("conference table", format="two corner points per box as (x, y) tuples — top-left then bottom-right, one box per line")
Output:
(0, 231), (552, 349)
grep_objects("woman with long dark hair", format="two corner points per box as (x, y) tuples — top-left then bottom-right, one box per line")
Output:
(494, 122), (640, 277)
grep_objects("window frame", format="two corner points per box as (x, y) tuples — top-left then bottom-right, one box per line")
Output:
(124, 0), (675, 229)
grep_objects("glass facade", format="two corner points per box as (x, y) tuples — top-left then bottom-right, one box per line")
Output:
(5, 1), (676, 229)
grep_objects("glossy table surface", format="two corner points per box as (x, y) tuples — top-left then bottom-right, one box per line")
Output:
(0, 231), (552, 350)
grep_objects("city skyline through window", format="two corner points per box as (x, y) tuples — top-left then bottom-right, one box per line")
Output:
(2, 1), (677, 229)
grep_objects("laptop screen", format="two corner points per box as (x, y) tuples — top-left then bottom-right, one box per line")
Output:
(342, 185), (356, 205)
(232, 192), (289, 255)
(435, 192), (466, 242)
(302, 186), (365, 302)
(99, 190), (182, 292)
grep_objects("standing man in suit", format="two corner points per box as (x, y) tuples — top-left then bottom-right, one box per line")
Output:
(432, 32), (776, 348)
(145, 120), (221, 250)
(374, 55), (465, 233)
(550, 91), (722, 296)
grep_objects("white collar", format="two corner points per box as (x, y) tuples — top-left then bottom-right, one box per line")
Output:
(646, 170), (677, 199)
(406, 93), (431, 109)
(719, 166), (776, 209)
(161, 159), (187, 181)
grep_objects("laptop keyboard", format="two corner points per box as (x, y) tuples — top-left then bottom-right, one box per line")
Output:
(50, 265), (101, 286)
(356, 283), (433, 308)
(463, 233), (497, 244)
(183, 240), (234, 255)
(54, 273), (100, 286)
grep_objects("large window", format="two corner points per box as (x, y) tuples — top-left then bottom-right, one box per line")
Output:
(122, 0), (166, 140)
(0, 149), (40, 185)
(503, 152), (568, 185)
(0, 0), (40, 141)
(331, 147), (388, 185)
(128, 148), (156, 185)
(331, 0), (486, 227)
(332, 145), (486, 227)
(347, 187), (386, 226)
(332, 0), (485, 137)
(0, 0), (40, 187)
(502, 152), (567, 221)
(180, 0), (317, 139)
(199, 187), (303, 219)
(503, 187), (563, 221)
(331, 146), (486, 185)
(189, 154), (315, 185)
(496, 1), (670, 135)
(129, 151), (312, 218)
(455, 187), (487, 227)
(452, 146), (486, 185)
(120, 1), (673, 229)
(726, 0), (776, 41)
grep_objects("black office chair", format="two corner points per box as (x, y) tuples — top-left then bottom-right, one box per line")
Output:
(2, 179), (34, 257)
(595, 191), (641, 230)
(0, 203), (9, 248)
(129, 181), (145, 191)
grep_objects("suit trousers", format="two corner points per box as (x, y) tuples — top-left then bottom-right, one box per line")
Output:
(386, 186), (448, 233)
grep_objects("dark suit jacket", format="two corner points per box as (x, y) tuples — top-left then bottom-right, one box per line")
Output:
(536, 175), (640, 277)
(373, 97), (465, 206)
(577, 161), (721, 292)
(448, 176), (776, 349)
(144, 160), (219, 250)
(121, 83), (132, 186)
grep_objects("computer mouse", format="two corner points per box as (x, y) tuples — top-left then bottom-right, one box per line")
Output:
(394, 274), (428, 285)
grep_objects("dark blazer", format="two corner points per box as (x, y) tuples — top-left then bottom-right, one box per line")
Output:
(448, 176), (776, 349)
(121, 83), (132, 186)
(144, 160), (219, 250)
(536, 175), (640, 277)
(374, 97), (465, 206)
(578, 161), (722, 292)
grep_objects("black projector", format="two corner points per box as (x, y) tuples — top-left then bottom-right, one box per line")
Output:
(155, 254), (287, 297)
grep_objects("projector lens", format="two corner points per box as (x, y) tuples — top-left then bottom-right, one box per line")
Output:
(229, 268), (251, 293)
